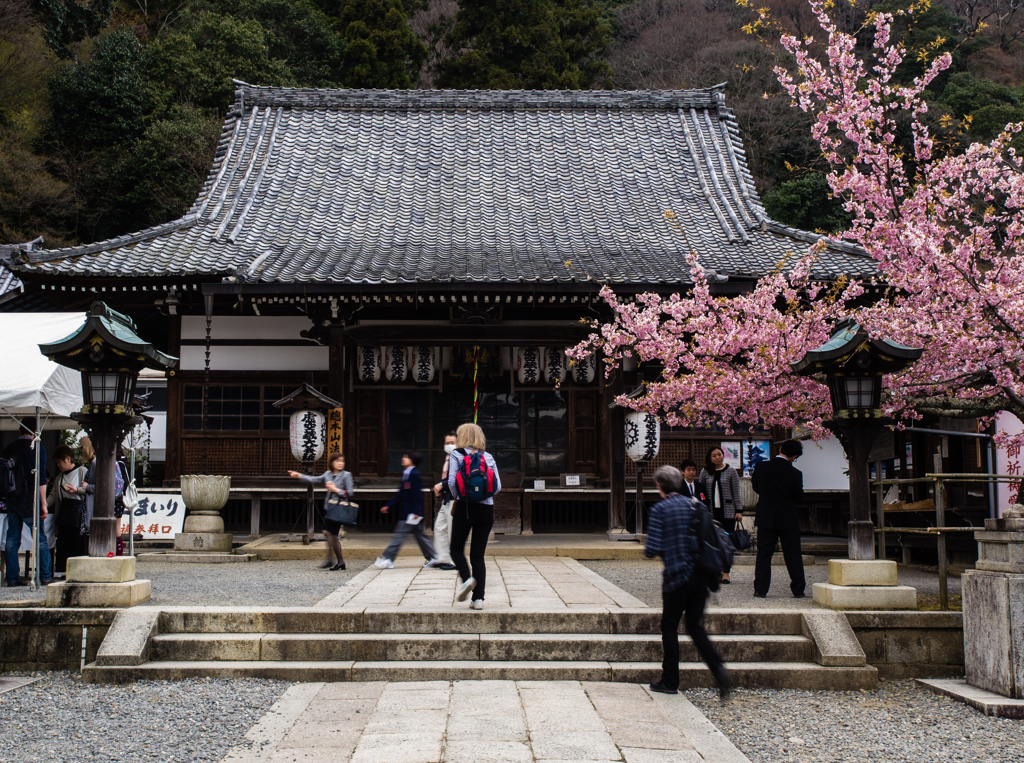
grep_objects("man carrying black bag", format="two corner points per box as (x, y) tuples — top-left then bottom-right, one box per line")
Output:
(644, 465), (731, 699)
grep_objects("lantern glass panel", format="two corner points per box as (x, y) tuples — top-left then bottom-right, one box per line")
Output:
(86, 372), (123, 404)
(843, 377), (877, 408)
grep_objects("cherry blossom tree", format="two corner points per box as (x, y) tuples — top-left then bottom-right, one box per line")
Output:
(571, 0), (1024, 447)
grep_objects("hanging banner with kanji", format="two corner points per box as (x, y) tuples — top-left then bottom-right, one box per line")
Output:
(327, 407), (344, 457)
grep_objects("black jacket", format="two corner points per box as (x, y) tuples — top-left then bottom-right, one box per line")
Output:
(751, 457), (803, 530)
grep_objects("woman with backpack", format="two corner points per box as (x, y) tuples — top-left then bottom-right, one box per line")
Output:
(446, 422), (501, 610)
(698, 446), (742, 585)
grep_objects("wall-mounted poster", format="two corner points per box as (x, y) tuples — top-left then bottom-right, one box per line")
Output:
(721, 442), (742, 472)
(743, 440), (771, 477)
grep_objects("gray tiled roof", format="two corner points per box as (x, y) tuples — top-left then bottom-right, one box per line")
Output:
(5, 85), (875, 286)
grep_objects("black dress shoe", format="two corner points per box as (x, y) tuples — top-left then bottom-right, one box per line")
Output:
(7, 579), (29, 587)
(330, 563), (346, 571)
(753, 592), (767, 598)
(793, 593), (806, 599)
(721, 578), (731, 585)
(438, 563), (458, 571)
(714, 669), (734, 702)
(649, 681), (679, 694)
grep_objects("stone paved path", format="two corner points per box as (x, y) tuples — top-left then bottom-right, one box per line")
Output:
(222, 680), (750, 763)
(315, 556), (649, 610)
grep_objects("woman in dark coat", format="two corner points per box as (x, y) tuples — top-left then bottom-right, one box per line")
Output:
(698, 446), (742, 584)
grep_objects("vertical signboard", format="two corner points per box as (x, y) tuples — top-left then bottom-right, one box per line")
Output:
(327, 407), (343, 457)
(996, 412), (1023, 517)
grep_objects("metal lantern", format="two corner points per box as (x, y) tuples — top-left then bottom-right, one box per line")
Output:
(289, 410), (325, 463)
(543, 347), (566, 384)
(625, 410), (660, 463)
(412, 345), (435, 385)
(358, 346), (381, 383)
(570, 349), (596, 384)
(516, 346), (541, 385)
(383, 345), (409, 382)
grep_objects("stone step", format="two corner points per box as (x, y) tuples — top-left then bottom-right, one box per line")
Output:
(150, 632), (813, 664)
(83, 659), (878, 690)
(157, 607), (806, 636)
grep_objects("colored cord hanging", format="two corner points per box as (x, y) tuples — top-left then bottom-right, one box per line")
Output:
(472, 346), (480, 424)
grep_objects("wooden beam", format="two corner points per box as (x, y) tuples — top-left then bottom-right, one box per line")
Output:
(343, 324), (590, 344)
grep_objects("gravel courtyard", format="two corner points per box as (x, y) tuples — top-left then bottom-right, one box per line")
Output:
(0, 559), (373, 606)
(690, 681), (1023, 763)
(0, 672), (288, 763)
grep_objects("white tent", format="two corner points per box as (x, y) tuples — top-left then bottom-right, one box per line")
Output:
(0, 312), (85, 430)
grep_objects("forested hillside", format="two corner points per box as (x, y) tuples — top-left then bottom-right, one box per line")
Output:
(3, 0), (1024, 248)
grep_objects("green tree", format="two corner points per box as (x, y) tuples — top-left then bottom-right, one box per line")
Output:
(144, 12), (296, 113)
(45, 26), (149, 150)
(198, 0), (347, 87)
(761, 174), (852, 235)
(435, 0), (612, 89)
(337, 0), (426, 87)
(30, 0), (113, 58)
(938, 72), (1024, 142)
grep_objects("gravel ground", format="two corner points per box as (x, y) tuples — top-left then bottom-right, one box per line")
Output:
(582, 559), (962, 608)
(0, 672), (288, 762)
(689, 681), (1023, 763)
(0, 559), (372, 606)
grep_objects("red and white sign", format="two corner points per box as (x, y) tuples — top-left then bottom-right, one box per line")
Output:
(118, 493), (186, 539)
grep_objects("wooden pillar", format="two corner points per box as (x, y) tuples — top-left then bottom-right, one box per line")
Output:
(88, 417), (120, 558)
(165, 315), (182, 483)
(609, 367), (626, 529)
(250, 493), (261, 537)
(328, 326), (345, 405)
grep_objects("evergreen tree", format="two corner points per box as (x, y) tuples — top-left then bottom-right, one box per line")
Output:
(435, 0), (612, 90)
(761, 174), (852, 235)
(337, 0), (427, 88)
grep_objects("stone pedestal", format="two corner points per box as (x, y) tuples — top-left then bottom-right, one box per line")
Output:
(812, 559), (917, 610)
(174, 475), (232, 555)
(45, 556), (151, 608)
(962, 507), (1024, 700)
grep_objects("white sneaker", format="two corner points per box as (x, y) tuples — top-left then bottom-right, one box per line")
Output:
(374, 556), (394, 569)
(471, 599), (483, 610)
(455, 576), (476, 601)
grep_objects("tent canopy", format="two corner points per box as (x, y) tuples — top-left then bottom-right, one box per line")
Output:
(0, 312), (85, 430)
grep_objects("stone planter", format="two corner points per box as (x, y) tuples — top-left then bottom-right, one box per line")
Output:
(180, 474), (231, 512)
(175, 475), (233, 552)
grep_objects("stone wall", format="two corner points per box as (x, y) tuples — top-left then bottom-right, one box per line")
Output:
(847, 611), (965, 680)
(0, 609), (116, 671)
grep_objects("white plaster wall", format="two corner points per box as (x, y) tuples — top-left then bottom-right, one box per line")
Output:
(179, 346), (329, 371)
(181, 315), (313, 340)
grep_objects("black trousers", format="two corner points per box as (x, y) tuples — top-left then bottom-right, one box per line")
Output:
(661, 580), (725, 690)
(449, 502), (493, 602)
(54, 528), (86, 573)
(753, 527), (805, 596)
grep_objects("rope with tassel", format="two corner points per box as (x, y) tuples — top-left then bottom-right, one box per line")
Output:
(472, 346), (480, 423)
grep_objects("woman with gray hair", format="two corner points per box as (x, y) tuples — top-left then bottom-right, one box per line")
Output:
(644, 464), (731, 698)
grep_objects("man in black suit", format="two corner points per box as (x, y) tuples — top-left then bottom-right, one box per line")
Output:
(752, 439), (805, 598)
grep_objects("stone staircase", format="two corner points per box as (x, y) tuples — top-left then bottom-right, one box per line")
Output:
(84, 607), (878, 689)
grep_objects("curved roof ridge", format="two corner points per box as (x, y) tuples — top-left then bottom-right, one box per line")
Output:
(229, 82), (730, 112)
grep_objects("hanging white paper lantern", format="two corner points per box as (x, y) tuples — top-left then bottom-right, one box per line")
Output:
(543, 347), (566, 384)
(383, 345), (409, 382)
(411, 346), (435, 385)
(289, 409), (325, 463)
(625, 410), (660, 463)
(358, 346), (381, 383)
(516, 346), (541, 385)
(570, 349), (596, 384)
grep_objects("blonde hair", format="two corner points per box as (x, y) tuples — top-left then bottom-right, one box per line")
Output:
(79, 437), (95, 463)
(456, 422), (486, 451)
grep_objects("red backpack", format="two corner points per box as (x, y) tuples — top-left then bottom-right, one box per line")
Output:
(454, 449), (496, 503)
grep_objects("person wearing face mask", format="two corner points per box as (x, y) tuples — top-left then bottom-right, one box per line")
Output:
(425, 432), (459, 570)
